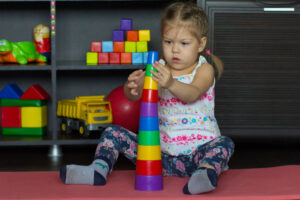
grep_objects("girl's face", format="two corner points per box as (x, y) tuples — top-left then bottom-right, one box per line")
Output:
(162, 25), (205, 75)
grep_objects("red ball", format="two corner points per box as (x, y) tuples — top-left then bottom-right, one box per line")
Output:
(106, 86), (141, 132)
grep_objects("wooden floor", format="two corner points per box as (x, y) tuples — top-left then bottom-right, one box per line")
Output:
(1, 141), (300, 171)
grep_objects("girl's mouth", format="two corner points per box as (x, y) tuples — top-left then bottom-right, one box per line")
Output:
(172, 57), (180, 63)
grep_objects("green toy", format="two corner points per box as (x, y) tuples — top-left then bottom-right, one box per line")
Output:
(0, 39), (47, 65)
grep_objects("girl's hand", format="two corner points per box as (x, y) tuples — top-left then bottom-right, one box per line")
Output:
(127, 69), (145, 96)
(151, 61), (174, 88)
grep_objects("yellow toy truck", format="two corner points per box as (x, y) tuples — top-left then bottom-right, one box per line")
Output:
(57, 95), (112, 136)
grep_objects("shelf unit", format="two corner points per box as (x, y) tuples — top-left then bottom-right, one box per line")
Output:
(0, 0), (196, 148)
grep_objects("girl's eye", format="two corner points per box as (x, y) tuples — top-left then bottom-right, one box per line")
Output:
(182, 42), (189, 46)
(164, 40), (172, 44)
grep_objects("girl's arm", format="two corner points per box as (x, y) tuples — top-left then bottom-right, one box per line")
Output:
(124, 69), (145, 101)
(151, 62), (214, 104)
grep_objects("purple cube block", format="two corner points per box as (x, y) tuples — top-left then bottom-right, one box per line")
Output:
(113, 30), (124, 41)
(120, 18), (132, 31)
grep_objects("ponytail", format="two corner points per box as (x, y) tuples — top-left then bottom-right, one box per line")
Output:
(203, 50), (224, 80)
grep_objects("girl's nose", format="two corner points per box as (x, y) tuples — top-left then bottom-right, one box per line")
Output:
(172, 43), (179, 53)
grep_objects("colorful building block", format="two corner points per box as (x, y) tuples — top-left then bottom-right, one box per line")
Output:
(86, 52), (98, 64)
(121, 53), (132, 64)
(0, 99), (46, 107)
(139, 30), (151, 42)
(132, 53), (143, 65)
(143, 52), (148, 65)
(0, 84), (23, 99)
(21, 106), (47, 127)
(127, 30), (139, 41)
(109, 53), (120, 64)
(102, 41), (114, 52)
(113, 30), (124, 41)
(98, 53), (109, 64)
(125, 41), (136, 53)
(90, 41), (102, 52)
(137, 41), (148, 52)
(21, 84), (50, 100)
(120, 18), (132, 30)
(113, 42), (125, 53)
(1, 106), (21, 127)
(1, 127), (47, 136)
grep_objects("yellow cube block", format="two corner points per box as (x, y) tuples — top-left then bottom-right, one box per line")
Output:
(86, 52), (98, 64)
(125, 41), (137, 53)
(21, 106), (47, 127)
(139, 30), (150, 42)
(136, 41), (148, 52)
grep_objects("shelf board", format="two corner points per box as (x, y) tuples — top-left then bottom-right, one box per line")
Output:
(57, 61), (146, 70)
(0, 0), (50, 2)
(0, 64), (52, 71)
(0, 131), (101, 146)
(56, 0), (166, 1)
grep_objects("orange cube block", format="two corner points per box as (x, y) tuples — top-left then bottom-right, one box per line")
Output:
(121, 53), (132, 64)
(113, 42), (125, 53)
(127, 30), (139, 41)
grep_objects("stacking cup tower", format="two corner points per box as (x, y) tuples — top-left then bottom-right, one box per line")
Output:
(135, 51), (163, 191)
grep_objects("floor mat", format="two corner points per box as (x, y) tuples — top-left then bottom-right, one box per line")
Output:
(1, 165), (300, 200)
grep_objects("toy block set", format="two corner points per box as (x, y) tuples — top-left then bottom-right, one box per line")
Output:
(86, 18), (151, 65)
(0, 84), (50, 136)
(135, 51), (163, 191)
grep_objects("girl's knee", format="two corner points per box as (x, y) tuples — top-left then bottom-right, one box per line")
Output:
(101, 125), (121, 138)
(219, 136), (235, 155)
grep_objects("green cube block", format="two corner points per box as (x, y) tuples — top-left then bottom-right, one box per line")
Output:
(86, 52), (98, 64)
(136, 41), (148, 52)
(125, 41), (136, 53)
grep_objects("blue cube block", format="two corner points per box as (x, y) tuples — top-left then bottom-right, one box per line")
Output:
(132, 53), (143, 65)
(143, 52), (148, 65)
(113, 30), (124, 41)
(120, 18), (132, 31)
(102, 41), (113, 52)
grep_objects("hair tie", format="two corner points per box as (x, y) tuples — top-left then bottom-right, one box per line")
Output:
(205, 49), (211, 55)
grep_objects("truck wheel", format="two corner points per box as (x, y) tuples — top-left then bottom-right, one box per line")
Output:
(78, 122), (89, 137)
(61, 118), (71, 134)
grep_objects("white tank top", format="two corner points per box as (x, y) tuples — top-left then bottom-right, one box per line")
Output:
(158, 56), (221, 156)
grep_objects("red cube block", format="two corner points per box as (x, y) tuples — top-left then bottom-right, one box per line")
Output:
(121, 53), (132, 64)
(109, 53), (121, 64)
(98, 53), (109, 64)
(91, 41), (102, 52)
(113, 42), (125, 53)
(1, 106), (21, 127)
(127, 30), (139, 41)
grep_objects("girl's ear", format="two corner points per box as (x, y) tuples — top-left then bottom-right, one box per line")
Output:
(198, 37), (207, 52)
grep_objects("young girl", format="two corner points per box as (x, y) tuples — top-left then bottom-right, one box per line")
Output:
(60, 2), (234, 195)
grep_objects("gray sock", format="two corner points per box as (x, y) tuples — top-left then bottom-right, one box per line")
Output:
(60, 159), (109, 185)
(183, 167), (217, 194)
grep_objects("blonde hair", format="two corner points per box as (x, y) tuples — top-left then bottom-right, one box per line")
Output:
(160, 2), (223, 79)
